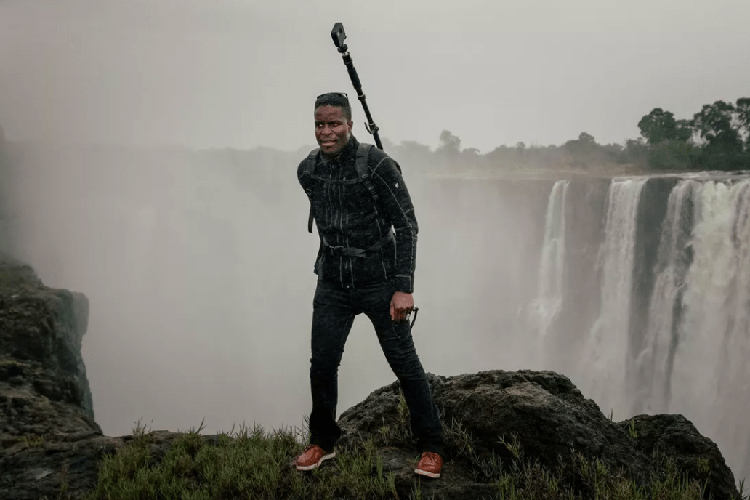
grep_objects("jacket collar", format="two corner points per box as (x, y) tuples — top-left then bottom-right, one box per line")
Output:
(320, 135), (359, 166)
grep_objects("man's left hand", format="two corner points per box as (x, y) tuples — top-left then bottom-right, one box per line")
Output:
(390, 291), (414, 323)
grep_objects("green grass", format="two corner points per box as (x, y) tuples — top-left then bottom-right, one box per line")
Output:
(84, 419), (397, 500)
(82, 399), (747, 500)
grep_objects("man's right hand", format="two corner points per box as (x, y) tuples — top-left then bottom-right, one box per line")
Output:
(390, 291), (414, 323)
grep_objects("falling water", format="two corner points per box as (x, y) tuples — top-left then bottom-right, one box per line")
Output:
(670, 179), (750, 475)
(531, 174), (750, 479)
(720, 181), (750, 471)
(634, 180), (698, 414)
(577, 178), (646, 418)
(530, 180), (569, 365)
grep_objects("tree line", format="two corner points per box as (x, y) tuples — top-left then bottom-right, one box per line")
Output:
(383, 96), (750, 173)
(1, 96), (748, 174)
(635, 98), (750, 170)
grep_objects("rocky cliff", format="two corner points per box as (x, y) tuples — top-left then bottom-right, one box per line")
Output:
(0, 258), (108, 499)
(0, 258), (741, 499)
(0, 258), (96, 430)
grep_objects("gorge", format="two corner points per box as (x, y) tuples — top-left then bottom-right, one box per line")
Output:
(1, 144), (748, 485)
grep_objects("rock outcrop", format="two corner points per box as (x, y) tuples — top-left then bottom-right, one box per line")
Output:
(338, 371), (739, 500)
(1, 258), (104, 499)
(0, 258), (741, 499)
(0, 258), (96, 434)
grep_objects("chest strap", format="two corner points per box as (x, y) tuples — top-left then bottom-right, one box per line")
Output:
(321, 232), (394, 258)
(305, 143), (375, 234)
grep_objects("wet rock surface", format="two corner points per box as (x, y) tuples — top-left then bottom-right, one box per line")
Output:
(339, 370), (740, 500)
(0, 258), (741, 499)
(617, 414), (739, 500)
(1, 258), (102, 499)
(1, 433), (121, 500)
(0, 259), (97, 437)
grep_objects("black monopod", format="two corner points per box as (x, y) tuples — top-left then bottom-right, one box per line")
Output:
(330, 23), (420, 327)
(330, 23), (384, 151)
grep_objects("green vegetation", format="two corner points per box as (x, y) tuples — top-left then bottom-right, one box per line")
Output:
(21, 433), (44, 447)
(1, 96), (748, 177)
(80, 397), (746, 500)
(381, 96), (750, 174)
(637, 98), (750, 170)
(83, 420), (397, 500)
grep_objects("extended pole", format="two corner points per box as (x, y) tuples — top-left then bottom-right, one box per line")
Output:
(330, 23), (383, 151)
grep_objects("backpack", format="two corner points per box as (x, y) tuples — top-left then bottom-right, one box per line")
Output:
(301, 142), (378, 233)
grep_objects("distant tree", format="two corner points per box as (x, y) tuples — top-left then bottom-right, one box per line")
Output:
(398, 140), (432, 157)
(691, 100), (742, 153)
(736, 97), (750, 149)
(622, 138), (649, 166)
(648, 140), (698, 169)
(563, 132), (596, 156)
(577, 132), (595, 144)
(460, 147), (482, 170)
(638, 108), (679, 144)
(392, 140), (433, 172)
(485, 144), (523, 169)
(600, 142), (624, 158)
(560, 133), (596, 168)
(633, 109), (697, 169)
(437, 130), (461, 155)
(436, 130), (462, 170)
(673, 119), (694, 142)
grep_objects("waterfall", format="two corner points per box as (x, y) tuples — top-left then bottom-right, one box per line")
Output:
(529, 174), (750, 479)
(722, 181), (750, 472)
(634, 180), (697, 414)
(577, 178), (646, 418)
(670, 179), (750, 475)
(531, 180), (569, 365)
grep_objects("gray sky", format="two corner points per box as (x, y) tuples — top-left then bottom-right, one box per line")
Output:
(1, 0), (749, 152)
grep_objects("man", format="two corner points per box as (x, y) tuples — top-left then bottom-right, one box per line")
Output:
(294, 92), (444, 478)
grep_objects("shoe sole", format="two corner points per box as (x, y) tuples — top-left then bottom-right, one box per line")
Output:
(295, 451), (336, 471)
(414, 468), (440, 478)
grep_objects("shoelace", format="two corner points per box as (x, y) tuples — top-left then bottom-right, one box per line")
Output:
(421, 452), (441, 463)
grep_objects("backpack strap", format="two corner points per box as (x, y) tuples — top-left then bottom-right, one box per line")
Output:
(303, 149), (319, 233)
(354, 143), (377, 204)
(305, 143), (381, 234)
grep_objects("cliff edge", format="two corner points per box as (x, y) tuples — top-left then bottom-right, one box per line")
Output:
(0, 258), (741, 499)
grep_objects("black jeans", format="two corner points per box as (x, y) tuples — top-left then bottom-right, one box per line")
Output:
(308, 278), (443, 454)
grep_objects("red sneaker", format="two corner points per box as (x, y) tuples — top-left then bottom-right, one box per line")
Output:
(294, 445), (336, 471)
(414, 451), (443, 478)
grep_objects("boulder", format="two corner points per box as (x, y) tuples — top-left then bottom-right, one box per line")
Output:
(338, 370), (740, 500)
(617, 414), (738, 500)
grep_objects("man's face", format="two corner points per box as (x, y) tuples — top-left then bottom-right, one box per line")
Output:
(314, 105), (353, 156)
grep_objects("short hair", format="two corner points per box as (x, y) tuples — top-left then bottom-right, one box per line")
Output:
(315, 92), (352, 121)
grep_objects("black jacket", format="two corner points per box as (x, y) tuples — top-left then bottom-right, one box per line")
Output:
(297, 136), (418, 293)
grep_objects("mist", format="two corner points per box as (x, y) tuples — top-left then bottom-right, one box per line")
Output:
(2, 141), (544, 437)
(3, 0), (750, 482)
